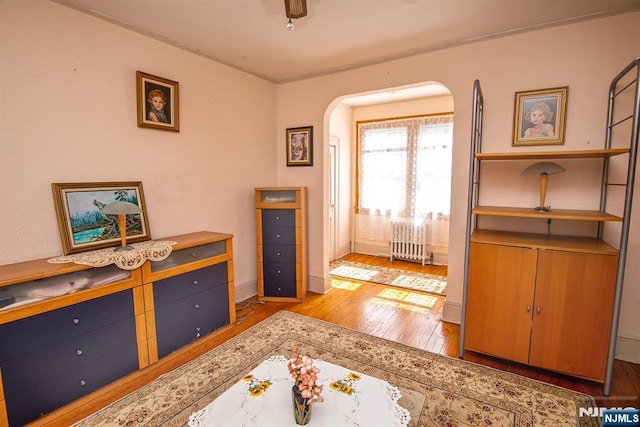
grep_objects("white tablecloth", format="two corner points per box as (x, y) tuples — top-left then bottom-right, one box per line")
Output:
(188, 356), (410, 427)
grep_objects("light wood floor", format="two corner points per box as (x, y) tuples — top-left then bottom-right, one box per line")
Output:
(227, 253), (639, 410)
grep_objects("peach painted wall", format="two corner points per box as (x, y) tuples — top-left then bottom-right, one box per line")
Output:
(0, 0), (277, 300)
(277, 13), (640, 361)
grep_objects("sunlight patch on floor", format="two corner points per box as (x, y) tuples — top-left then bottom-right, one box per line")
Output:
(331, 278), (363, 290)
(367, 297), (430, 313)
(377, 288), (438, 308)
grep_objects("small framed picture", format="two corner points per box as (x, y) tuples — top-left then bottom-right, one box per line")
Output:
(513, 86), (568, 146)
(286, 126), (313, 166)
(136, 71), (179, 132)
(51, 181), (151, 254)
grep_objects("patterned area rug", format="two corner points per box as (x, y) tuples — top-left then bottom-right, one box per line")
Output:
(330, 260), (447, 295)
(74, 311), (597, 426)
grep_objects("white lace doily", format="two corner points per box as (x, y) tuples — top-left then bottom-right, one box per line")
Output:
(47, 240), (177, 270)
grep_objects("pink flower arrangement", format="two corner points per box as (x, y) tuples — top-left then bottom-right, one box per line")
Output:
(287, 344), (324, 404)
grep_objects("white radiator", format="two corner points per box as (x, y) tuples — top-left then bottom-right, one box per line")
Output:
(390, 220), (429, 265)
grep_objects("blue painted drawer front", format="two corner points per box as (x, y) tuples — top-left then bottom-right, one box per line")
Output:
(0, 289), (134, 362)
(262, 244), (296, 263)
(5, 344), (139, 427)
(260, 226), (296, 245)
(262, 262), (296, 281)
(263, 279), (296, 297)
(153, 263), (227, 307)
(261, 209), (295, 227)
(1, 316), (136, 397)
(155, 284), (230, 358)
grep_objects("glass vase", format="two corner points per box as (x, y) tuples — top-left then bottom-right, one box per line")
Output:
(291, 385), (312, 425)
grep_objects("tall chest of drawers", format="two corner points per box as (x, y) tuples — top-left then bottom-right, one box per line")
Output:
(255, 187), (308, 302)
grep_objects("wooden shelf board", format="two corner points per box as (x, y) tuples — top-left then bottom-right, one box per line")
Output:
(475, 148), (629, 160)
(473, 205), (622, 222)
(471, 229), (619, 255)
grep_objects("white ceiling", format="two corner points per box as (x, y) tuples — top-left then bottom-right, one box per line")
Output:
(52, 0), (640, 86)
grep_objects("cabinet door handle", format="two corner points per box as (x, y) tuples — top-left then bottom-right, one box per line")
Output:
(526, 305), (531, 312)
(76, 349), (83, 356)
(536, 306), (541, 314)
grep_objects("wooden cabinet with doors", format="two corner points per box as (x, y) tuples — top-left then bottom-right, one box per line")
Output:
(465, 231), (618, 382)
(461, 60), (639, 394)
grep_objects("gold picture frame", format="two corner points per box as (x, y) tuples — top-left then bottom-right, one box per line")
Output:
(136, 71), (180, 132)
(52, 181), (151, 254)
(513, 86), (568, 146)
(286, 126), (313, 166)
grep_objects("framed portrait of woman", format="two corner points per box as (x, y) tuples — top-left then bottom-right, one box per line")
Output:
(286, 126), (313, 166)
(136, 71), (180, 132)
(513, 87), (567, 146)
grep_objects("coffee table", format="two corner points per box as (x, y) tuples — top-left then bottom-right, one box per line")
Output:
(188, 355), (410, 426)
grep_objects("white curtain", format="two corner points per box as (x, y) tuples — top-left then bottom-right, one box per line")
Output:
(356, 114), (452, 257)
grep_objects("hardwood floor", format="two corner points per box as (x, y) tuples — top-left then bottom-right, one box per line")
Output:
(229, 253), (639, 410)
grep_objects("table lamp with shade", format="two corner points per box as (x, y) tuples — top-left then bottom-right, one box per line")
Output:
(522, 161), (566, 212)
(99, 201), (142, 251)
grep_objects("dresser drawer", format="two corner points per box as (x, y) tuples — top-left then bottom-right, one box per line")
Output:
(155, 285), (229, 358)
(262, 262), (296, 281)
(263, 279), (297, 297)
(261, 209), (295, 227)
(5, 344), (139, 427)
(0, 289), (134, 362)
(1, 316), (137, 397)
(153, 263), (227, 307)
(262, 244), (296, 263)
(260, 227), (296, 245)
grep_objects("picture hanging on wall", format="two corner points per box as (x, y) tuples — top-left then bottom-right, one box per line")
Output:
(136, 71), (180, 132)
(513, 86), (568, 146)
(286, 126), (313, 166)
(51, 181), (151, 254)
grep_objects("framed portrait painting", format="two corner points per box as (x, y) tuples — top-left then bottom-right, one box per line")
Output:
(51, 181), (151, 254)
(513, 86), (568, 146)
(136, 71), (180, 132)
(286, 126), (313, 166)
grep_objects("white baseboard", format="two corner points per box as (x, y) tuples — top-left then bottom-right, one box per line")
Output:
(234, 279), (258, 303)
(309, 274), (332, 294)
(442, 300), (462, 324)
(615, 335), (640, 363)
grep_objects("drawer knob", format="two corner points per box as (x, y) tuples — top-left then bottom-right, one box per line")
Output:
(191, 253), (197, 257)
(277, 270), (281, 274)
(196, 327), (201, 332)
(76, 349), (83, 356)
(277, 252), (281, 256)
(194, 304), (200, 309)
(276, 216), (280, 220)
(69, 281), (75, 286)
(80, 379), (87, 386)
(193, 280), (199, 285)
(276, 234), (281, 238)
(73, 318), (80, 325)
(277, 287), (282, 291)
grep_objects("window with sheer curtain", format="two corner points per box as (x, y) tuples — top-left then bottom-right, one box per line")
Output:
(356, 114), (453, 252)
